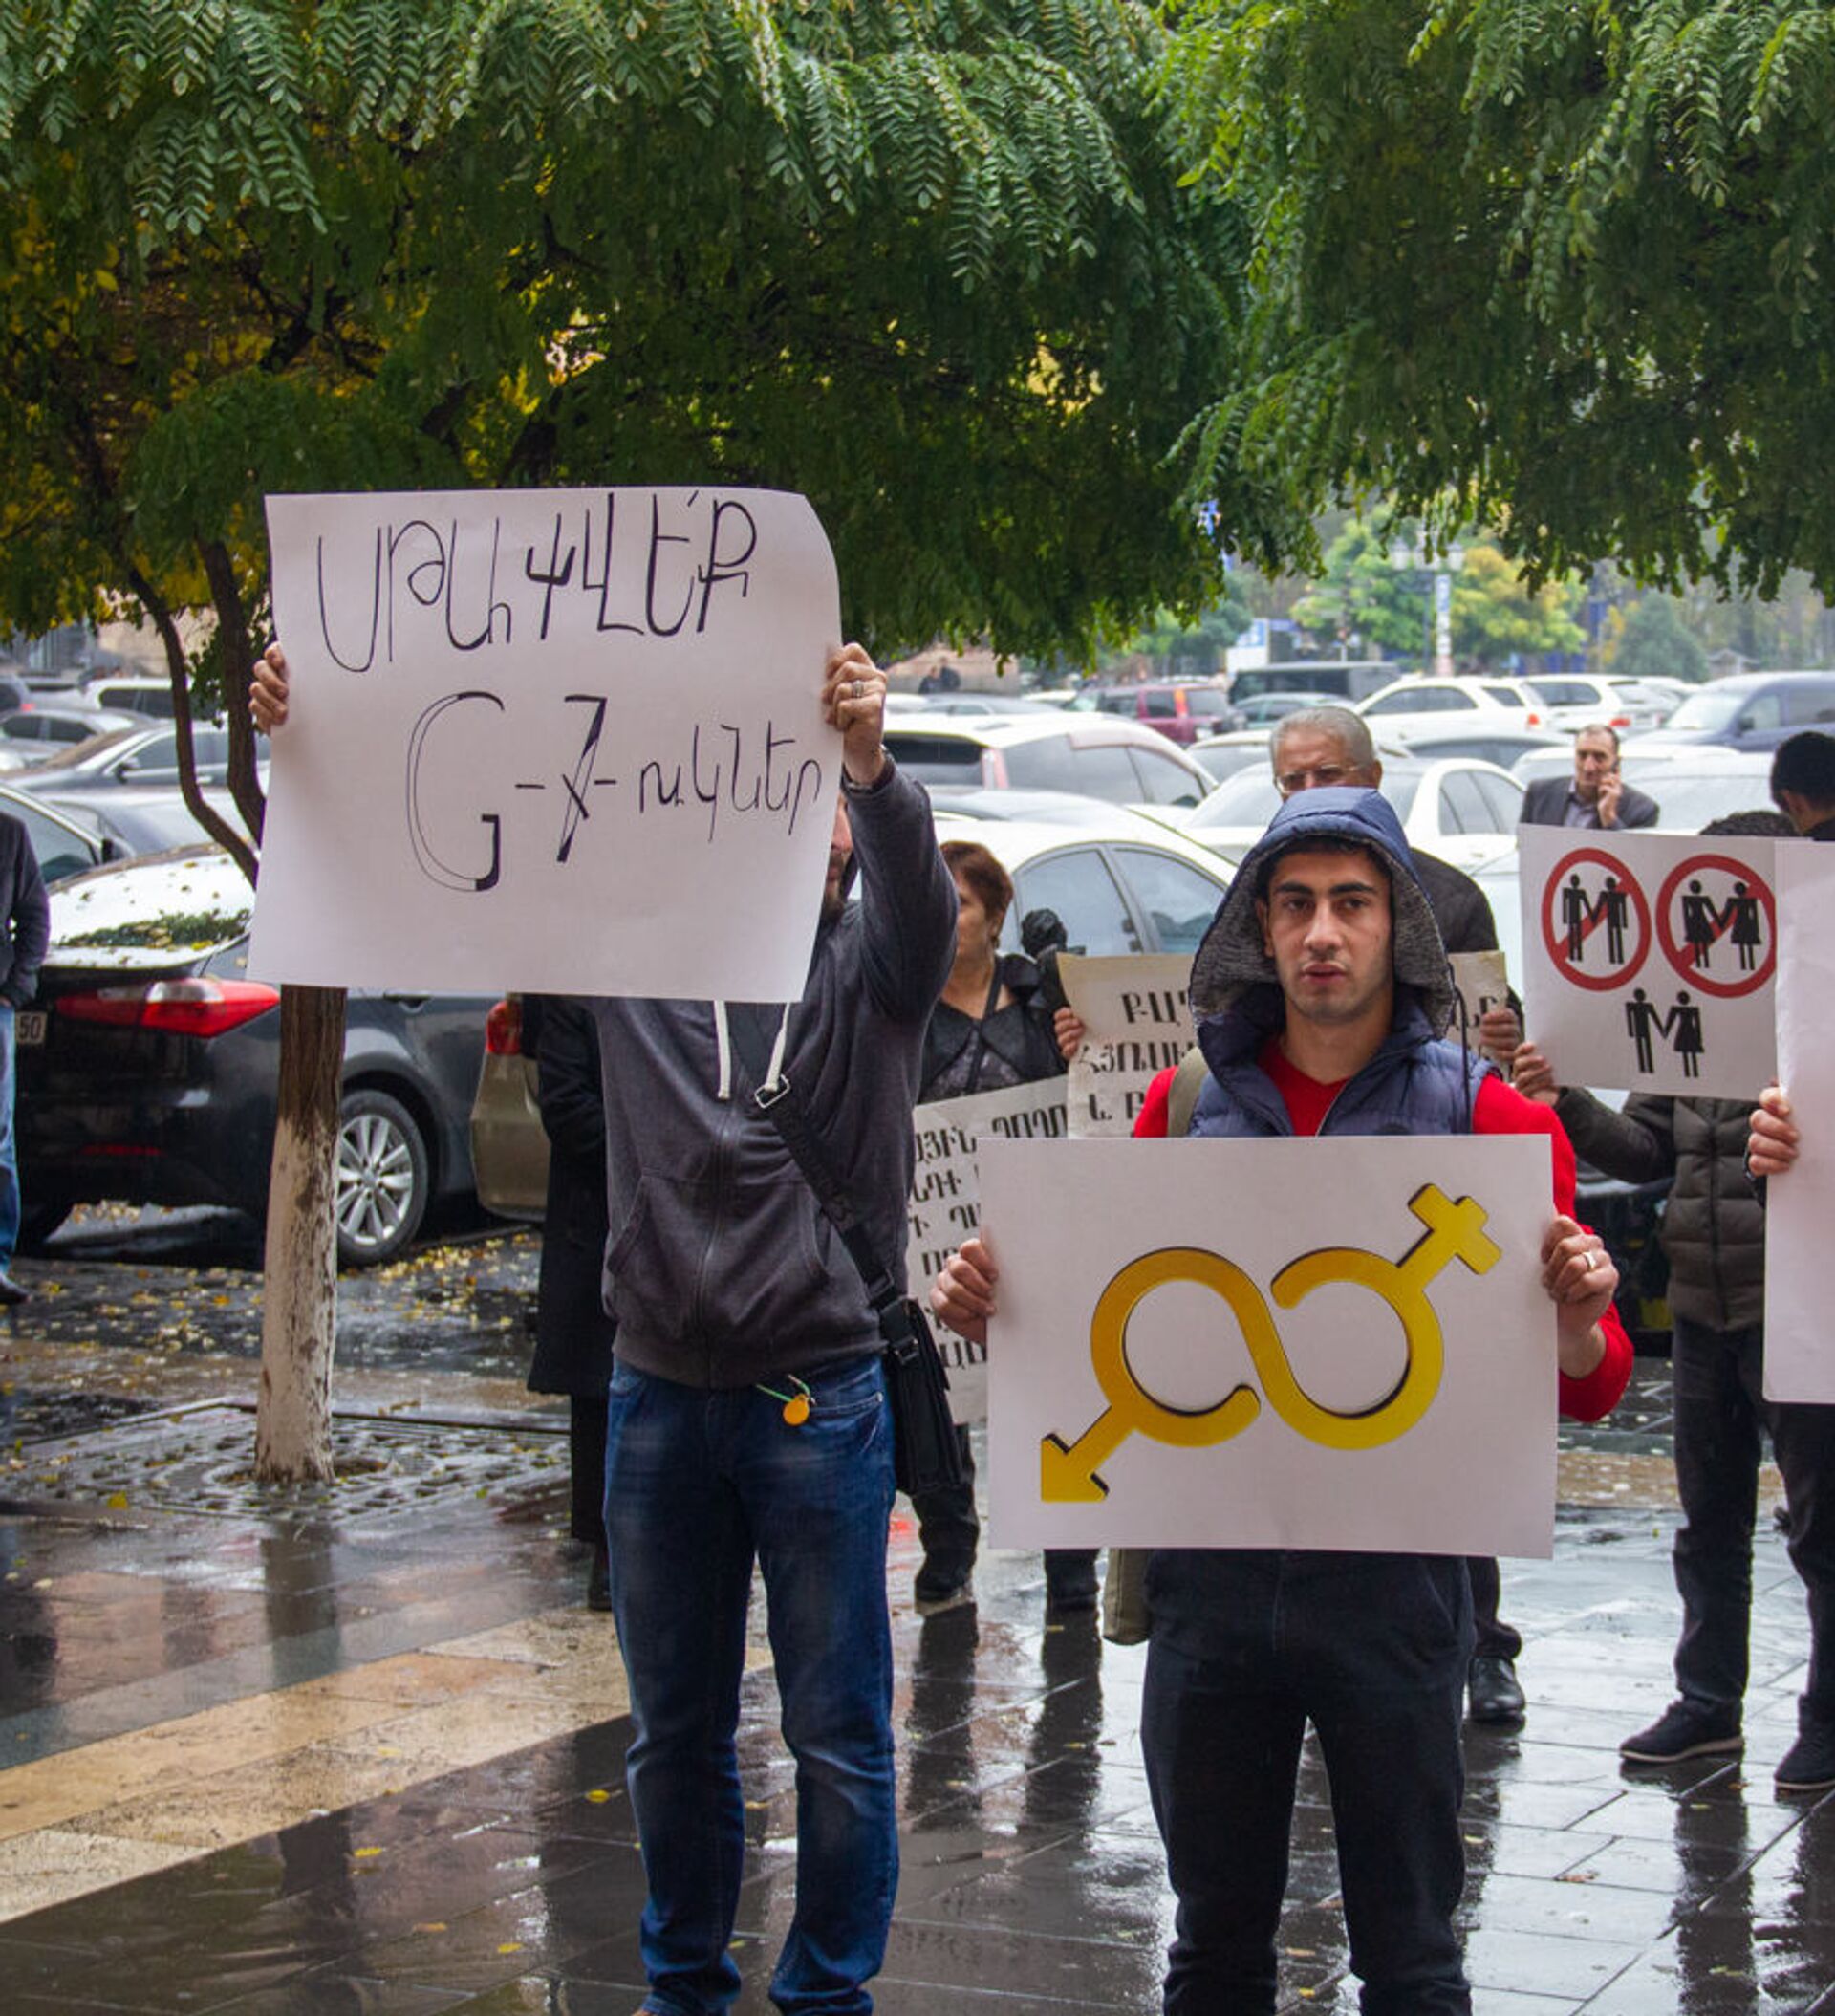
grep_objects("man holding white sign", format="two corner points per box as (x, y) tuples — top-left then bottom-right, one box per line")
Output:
(253, 624), (957, 2016)
(935, 789), (1630, 2016)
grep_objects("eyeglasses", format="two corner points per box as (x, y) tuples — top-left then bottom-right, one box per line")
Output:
(1275, 764), (1355, 796)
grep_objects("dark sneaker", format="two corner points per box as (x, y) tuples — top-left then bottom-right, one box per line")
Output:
(1467, 1655), (1526, 1723)
(1776, 1725), (1835, 1796)
(1619, 1701), (1743, 1764)
(914, 1572), (973, 1617)
(0, 1271), (30, 1308)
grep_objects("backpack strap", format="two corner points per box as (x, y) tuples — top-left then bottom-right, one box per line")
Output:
(1167, 1044), (1210, 1138)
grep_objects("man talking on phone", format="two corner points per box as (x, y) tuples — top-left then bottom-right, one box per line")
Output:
(1521, 724), (1659, 831)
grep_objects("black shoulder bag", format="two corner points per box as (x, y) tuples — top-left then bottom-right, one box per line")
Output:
(729, 1009), (967, 1499)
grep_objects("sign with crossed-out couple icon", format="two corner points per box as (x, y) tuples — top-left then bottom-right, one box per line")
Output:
(979, 1134), (1556, 1557)
(1519, 828), (1780, 1097)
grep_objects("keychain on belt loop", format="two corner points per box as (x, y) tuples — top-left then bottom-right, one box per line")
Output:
(756, 1374), (814, 1426)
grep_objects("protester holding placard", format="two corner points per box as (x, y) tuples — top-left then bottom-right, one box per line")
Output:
(934, 788), (1630, 2016)
(1515, 900), (1835, 1794)
(1265, 706), (1530, 1723)
(254, 639), (957, 2016)
(910, 838), (1093, 1618)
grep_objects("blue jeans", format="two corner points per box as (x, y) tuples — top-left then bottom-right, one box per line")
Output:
(1141, 1550), (1473, 2014)
(0, 1006), (18, 1268)
(604, 1354), (897, 2015)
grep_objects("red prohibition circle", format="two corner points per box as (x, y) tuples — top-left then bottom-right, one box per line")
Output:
(1655, 853), (1778, 998)
(1540, 846), (1651, 991)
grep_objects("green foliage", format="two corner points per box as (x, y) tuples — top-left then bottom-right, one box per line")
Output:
(0, 0), (1295, 725)
(1604, 596), (1711, 684)
(1291, 521), (1437, 660)
(1450, 542), (1584, 665)
(1160, 2), (1835, 599)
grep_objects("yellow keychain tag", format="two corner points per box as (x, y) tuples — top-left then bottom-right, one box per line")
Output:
(782, 1394), (811, 1427)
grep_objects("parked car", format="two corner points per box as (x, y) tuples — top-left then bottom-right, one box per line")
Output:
(77, 674), (177, 719)
(883, 691), (1060, 718)
(36, 785), (247, 860)
(1, 705), (140, 748)
(0, 783), (114, 885)
(11, 722), (237, 793)
(0, 671), (32, 716)
(1510, 746), (1778, 832)
(1170, 754), (1524, 872)
(1354, 674), (1546, 743)
(17, 846), (488, 1264)
(1231, 689), (1346, 729)
(1384, 725), (1569, 770)
(1190, 731), (1277, 789)
(470, 805), (1236, 1218)
(1087, 680), (1242, 746)
(881, 713), (1214, 810)
(1624, 670), (1835, 754)
(1520, 674), (1678, 734)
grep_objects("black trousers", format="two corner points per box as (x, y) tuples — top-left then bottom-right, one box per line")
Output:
(1465, 1556), (1522, 1662)
(1670, 1316), (1835, 1729)
(912, 1425), (1097, 1603)
(1141, 1550), (1473, 2015)
(571, 1394), (610, 1549)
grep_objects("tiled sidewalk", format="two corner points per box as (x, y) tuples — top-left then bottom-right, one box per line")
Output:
(1, 1398), (1832, 2012)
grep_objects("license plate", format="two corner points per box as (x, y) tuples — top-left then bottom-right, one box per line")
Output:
(15, 1010), (45, 1047)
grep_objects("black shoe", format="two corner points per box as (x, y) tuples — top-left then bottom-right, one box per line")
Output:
(914, 1571), (973, 1617)
(1619, 1700), (1743, 1765)
(0, 1271), (30, 1308)
(586, 1544), (612, 1614)
(1776, 1724), (1835, 1795)
(1467, 1655), (1525, 1723)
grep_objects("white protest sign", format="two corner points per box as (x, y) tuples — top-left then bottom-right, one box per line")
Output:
(1762, 844), (1835, 1402)
(1449, 949), (1510, 1031)
(1518, 826), (1778, 1097)
(252, 487), (840, 999)
(981, 1135), (1555, 1554)
(907, 1079), (1069, 1424)
(1061, 954), (1193, 1138)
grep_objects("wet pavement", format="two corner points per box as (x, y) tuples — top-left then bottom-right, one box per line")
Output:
(1, 1220), (1833, 2012)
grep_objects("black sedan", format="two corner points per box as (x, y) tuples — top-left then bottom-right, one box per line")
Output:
(18, 847), (488, 1265)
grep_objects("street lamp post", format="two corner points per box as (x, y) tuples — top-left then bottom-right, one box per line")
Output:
(1389, 536), (1465, 677)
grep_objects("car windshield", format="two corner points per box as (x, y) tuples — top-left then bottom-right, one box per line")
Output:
(1661, 687), (1746, 731)
(1185, 763), (1421, 833)
(50, 848), (252, 967)
(30, 726), (143, 771)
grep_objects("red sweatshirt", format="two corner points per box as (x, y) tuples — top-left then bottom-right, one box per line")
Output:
(1133, 1050), (1632, 1422)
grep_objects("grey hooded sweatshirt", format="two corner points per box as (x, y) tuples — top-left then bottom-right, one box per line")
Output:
(591, 759), (957, 1387)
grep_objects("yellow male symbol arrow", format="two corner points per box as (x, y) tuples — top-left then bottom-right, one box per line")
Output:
(1041, 1183), (1500, 1501)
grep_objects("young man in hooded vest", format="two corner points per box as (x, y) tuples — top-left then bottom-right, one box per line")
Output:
(933, 787), (1630, 2015)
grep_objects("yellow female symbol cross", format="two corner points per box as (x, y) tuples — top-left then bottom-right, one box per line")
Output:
(1040, 1183), (1501, 1502)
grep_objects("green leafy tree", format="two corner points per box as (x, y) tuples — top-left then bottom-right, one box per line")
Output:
(1291, 522), (1434, 660)
(0, 0), (1283, 1475)
(1161, 2), (1835, 597)
(1602, 598), (1710, 685)
(1452, 543), (1584, 667)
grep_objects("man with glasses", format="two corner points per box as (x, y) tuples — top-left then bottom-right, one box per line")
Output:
(1521, 724), (1660, 831)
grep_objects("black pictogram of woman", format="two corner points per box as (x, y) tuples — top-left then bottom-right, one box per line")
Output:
(1680, 878), (1718, 970)
(1666, 990), (1705, 1079)
(1726, 880), (1764, 971)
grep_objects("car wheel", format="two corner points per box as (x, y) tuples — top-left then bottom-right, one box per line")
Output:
(335, 1088), (429, 1268)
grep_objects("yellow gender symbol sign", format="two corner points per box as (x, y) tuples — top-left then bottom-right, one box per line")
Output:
(1040, 1182), (1501, 1502)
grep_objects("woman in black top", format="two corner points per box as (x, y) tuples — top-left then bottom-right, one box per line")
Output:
(912, 840), (1097, 1615)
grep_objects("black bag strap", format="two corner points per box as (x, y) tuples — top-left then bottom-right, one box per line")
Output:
(726, 1007), (916, 1346)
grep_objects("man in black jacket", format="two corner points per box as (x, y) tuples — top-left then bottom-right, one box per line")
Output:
(0, 813), (47, 1306)
(1265, 708), (1528, 1721)
(1520, 725), (1660, 831)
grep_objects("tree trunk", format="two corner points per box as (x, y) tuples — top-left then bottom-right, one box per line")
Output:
(255, 984), (348, 1482)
